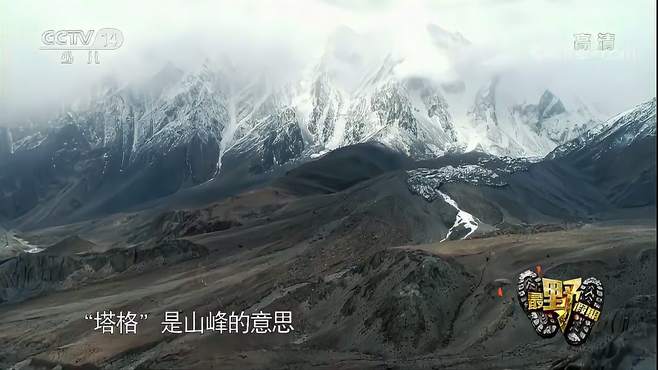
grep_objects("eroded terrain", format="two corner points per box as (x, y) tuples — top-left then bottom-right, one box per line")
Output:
(1, 185), (655, 369)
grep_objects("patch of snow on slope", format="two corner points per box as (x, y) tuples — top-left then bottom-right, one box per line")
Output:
(438, 191), (478, 242)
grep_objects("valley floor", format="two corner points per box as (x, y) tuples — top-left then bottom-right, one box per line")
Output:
(0, 218), (655, 370)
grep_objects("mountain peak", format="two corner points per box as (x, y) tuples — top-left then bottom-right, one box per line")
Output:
(469, 76), (500, 125)
(537, 90), (566, 121)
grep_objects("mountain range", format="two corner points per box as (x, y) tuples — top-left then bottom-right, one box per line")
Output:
(0, 24), (653, 232)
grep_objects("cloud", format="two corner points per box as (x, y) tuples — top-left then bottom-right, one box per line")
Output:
(0, 0), (654, 124)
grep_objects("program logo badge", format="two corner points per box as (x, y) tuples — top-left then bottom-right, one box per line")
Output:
(517, 269), (604, 346)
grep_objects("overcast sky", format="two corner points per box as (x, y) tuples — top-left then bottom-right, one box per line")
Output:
(0, 0), (655, 124)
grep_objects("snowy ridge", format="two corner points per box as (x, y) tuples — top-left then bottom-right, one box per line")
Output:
(300, 54), (460, 159)
(224, 106), (306, 172)
(547, 98), (656, 160)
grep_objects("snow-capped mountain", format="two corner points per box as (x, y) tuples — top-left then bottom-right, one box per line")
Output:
(5, 25), (606, 181)
(546, 97), (656, 208)
(1, 24), (645, 228)
(547, 98), (656, 160)
(463, 78), (601, 157)
(1, 58), (605, 183)
(301, 55), (460, 158)
(222, 106), (306, 173)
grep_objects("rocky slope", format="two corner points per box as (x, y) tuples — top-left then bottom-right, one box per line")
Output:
(547, 98), (657, 207)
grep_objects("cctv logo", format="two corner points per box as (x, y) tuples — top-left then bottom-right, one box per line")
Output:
(41, 28), (124, 50)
